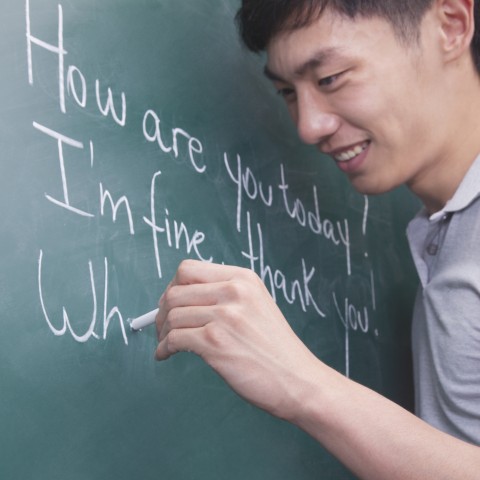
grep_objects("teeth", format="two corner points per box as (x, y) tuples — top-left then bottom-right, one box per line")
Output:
(334, 142), (368, 162)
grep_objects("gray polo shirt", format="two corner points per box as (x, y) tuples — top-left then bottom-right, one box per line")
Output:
(407, 155), (480, 445)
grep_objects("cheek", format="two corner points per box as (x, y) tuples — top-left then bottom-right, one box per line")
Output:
(334, 92), (385, 134)
(340, 82), (418, 144)
(334, 79), (383, 119)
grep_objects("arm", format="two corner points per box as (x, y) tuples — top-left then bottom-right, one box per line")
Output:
(154, 259), (480, 480)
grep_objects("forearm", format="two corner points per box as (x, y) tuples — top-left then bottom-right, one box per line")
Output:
(155, 261), (480, 479)
(288, 359), (480, 480)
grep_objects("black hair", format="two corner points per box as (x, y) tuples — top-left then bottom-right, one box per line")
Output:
(236, 0), (480, 74)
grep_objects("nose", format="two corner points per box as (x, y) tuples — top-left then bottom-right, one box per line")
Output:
(295, 93), (340, 145)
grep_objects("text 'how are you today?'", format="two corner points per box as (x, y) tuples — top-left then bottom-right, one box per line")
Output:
(27, 0), (375, 377)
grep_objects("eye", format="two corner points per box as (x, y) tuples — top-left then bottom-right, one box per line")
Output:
(318, 72), (342, 89)
(276, 86), (296, 102)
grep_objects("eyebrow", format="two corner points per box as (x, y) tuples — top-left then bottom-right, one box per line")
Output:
(264, 47), (344, 82)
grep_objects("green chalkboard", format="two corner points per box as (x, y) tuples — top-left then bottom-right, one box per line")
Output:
(0, 1), (421, 479)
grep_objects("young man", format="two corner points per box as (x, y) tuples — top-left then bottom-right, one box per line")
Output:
(154, 0), (480, 478)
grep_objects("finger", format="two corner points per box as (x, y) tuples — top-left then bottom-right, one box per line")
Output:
(155, 327), (204, 361)
(162, 282), (222, 309)
(158, 304), (218, 342)
(154, 262), (225, 333)
(157, 281), (172, 307)
(155, 282), (220, 340)
(155, 280), (184, 339)
(172, 259), (246, 286)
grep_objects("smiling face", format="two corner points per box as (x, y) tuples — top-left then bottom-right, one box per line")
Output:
(265, 7), (457, 198)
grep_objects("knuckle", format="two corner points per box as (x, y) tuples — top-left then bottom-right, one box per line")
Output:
(164, 305), (184, 333)
(165, 330), (178, 354)
(163, 311), (175, 334)
(157, 308), (177, 342)
(214, 303), (242, 326)
(238, 265), (259, 281)
(202, 322), (229, 350)
(227, 268), (263, 299)
(162, 285), (180, 310)
(235, 267), (263, 289)
(223, 279), (248, 301)
(176, 259), (196, 280)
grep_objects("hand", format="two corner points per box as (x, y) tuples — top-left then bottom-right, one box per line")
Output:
(154, 262), (480, 480)
(155, 259), (321, 419)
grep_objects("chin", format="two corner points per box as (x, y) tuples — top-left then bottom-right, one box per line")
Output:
(349, 176), (398, 196)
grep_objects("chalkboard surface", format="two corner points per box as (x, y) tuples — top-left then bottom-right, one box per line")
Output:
(0, 1), (421, 479)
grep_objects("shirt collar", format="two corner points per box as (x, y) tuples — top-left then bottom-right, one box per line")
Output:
(428, 153), (480, 222)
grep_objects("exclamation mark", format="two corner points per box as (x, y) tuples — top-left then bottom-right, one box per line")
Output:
(362, 195), (369, 241)
(363, 196), (378, 337)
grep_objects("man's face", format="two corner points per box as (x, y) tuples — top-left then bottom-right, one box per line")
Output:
(266, 8), (448, 196)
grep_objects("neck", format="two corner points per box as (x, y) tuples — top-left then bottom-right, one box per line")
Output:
(408, 71), (480, 214)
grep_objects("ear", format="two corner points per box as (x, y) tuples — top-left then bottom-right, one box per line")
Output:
(435, 0), (474, 60)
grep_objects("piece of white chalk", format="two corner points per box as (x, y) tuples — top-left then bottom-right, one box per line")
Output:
(130, 308), (159, 331)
